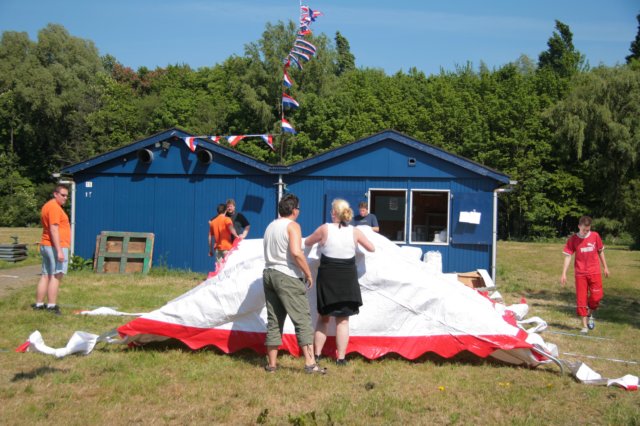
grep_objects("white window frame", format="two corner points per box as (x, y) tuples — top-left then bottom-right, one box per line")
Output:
(368, 188), (408, 243)
(408, 189), (450, 246)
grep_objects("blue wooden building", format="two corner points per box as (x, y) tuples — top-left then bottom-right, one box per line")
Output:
(61, 128), (513, 276)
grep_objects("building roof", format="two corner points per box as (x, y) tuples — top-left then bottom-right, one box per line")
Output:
(61, 128), (510, 184)
(286, 129), (511, 184)
(61, 128), (272, 174)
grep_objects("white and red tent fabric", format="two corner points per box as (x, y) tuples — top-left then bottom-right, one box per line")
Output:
(117, 228), (552, 366)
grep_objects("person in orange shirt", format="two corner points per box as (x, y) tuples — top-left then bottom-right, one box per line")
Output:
(209, 203), (239, 262)
(32, 184), (71, 315)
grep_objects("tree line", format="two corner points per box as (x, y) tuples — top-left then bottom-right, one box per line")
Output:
(1, 18), (640, 246)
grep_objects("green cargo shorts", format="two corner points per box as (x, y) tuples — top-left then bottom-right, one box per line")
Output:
(263, 268), (314, 347)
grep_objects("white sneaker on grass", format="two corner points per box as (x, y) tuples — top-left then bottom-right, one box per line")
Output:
(580, 327), (588, 334)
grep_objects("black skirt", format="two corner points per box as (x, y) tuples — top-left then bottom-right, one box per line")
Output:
(316, 255), (362, 317)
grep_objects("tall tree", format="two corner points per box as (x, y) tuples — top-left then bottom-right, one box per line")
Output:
(538, 20), (585, 79)
(626, 13), (640, 63)
(335, 31), (355, 76)
(545, 64), (640, 244)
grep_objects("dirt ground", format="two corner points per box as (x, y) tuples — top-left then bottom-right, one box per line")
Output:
(0, 264), (40, 299)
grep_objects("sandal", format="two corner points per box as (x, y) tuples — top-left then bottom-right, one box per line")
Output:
(304, 363), (327, 375)
(264, 365), (277, 373)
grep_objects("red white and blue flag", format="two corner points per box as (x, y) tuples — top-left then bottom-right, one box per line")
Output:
(210, 136), (221, 144)
(283, 69), (293, 88)
(282, 118), (296, 134)
(295, 38), (317, 53)
(261, 134), (274, 150)
(290, 50), (311, 62)
(227, 135), (246, 146)
(282, 93), (300, 109)
(184, 137), (198, 152)
(288, 54), (303, 70)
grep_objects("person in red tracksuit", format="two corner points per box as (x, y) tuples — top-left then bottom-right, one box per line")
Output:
(561, 216), (610, 334)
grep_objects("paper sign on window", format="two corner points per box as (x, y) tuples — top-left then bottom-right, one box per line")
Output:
(459, 211), (481, 225)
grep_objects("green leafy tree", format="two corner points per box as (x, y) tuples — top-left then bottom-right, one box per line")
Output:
(335, 31), (355, 76)
(545, 64), (640, 243)
(626, 13), (640, 63)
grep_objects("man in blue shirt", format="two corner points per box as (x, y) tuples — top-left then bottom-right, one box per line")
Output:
(351, 202), (379, 232)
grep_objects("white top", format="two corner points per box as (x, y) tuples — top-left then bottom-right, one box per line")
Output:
(321, 223), (356, 259)
(263, 218), (302, 278)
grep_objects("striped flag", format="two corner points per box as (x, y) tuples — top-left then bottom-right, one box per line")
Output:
(184, 137), (197, 152)
(295, 38), (317, 54)
(283, 69), (293, 88)
(282, 93), (300, 109)
(210, 136), (221, 144)
(227, 135), (246, 146)
(288, 54), (303, 70)
(282, 119), (297, 134)
(261, 134), (274, 151)
(290, 50), (310, 62)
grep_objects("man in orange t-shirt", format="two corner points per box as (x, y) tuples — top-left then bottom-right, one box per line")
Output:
(33, 184), (71, 315)
(208, 203), (239, 262)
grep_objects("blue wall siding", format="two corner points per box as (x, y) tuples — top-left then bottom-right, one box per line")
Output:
(73, 172), (276, 273)
(67, 132), (506, 275)
(74, 175), (116, 260)
(297, 141), (479, 179)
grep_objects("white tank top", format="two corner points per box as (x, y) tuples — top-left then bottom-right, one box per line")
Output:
(263, 218), (302, 278)
(321, 223), (356, 259)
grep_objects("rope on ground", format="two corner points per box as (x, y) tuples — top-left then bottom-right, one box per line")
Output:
(562, 352), (638, 365)
(546, 330), (614, 341)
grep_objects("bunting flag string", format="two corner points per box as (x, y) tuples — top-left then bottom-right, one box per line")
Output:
(280, 3), (323, 137)
(261, 134), (275, 151)
(184, 137), (198, 152)
(180, 134), (276, 151)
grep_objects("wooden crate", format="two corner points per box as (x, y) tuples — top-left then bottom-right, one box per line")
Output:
(94, 232), (154, 274)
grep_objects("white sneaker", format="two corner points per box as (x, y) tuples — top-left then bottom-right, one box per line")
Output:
(580, 327), (588, 334)
(587, 315), (595, 330)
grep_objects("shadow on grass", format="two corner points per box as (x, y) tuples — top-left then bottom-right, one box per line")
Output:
(11, 365), (69, 382)
(127, 340), (267, 366)
(524, 289), (640, 329)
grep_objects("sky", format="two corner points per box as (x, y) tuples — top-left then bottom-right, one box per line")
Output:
(0, 0), (637, 76)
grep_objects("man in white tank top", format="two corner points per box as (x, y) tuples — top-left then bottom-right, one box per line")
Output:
(262, 193), (326, 374)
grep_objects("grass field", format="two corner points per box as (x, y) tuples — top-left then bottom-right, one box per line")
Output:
(0, 236), (638, 425)
(0, 227), (42, 269)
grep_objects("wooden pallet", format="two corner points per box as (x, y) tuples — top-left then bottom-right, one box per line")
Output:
(94, 232), (154, 274)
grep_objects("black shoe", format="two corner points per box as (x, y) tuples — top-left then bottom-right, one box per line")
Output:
(31, 303), (45, 311)
(315, 354), (324, 363)
(46, 305), (62, 315)
(335, 358), (348, 366)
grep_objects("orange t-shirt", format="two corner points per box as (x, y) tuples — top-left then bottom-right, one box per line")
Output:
(40, 198), (71, 248)
(209, 214), (233, 251)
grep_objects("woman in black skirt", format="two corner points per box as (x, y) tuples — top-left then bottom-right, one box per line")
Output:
(305, 199), (375, 365)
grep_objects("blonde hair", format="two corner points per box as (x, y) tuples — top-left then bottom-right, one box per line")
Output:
(332, 199), (353, 225)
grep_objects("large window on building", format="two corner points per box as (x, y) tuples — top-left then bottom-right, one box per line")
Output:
(370, 189), (407, 242)
(410, 190), (449, 244)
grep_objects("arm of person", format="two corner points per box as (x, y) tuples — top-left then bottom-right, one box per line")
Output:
(304, 224), (327, 247)
(598, 250), (609, 278)
(560, 254), (572, 286)
(288, 221), (313, 289)
(354, 228), (375, 252)
(208, 228), (214, 256)
(49, 223), (65, 262)
(241, 225), (250, 239)
(370, 214), (380, 233)
(227, 222), (240, 240)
